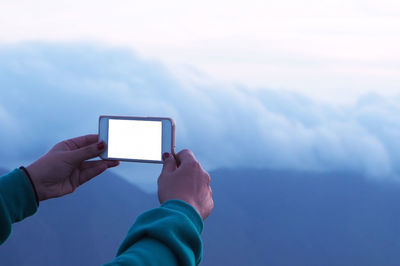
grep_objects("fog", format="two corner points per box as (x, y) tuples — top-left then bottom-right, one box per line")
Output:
(0, 43), (399, 189)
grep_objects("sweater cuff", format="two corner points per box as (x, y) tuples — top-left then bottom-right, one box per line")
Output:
(0, 168), (38, 222)
(161, 200), (204, 235)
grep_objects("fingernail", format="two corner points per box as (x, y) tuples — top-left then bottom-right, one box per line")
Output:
(162, 152), (170, 160)
(97, 141), (105, 150)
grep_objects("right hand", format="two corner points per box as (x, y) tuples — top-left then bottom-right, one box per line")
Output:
(158, 149), (214, 220)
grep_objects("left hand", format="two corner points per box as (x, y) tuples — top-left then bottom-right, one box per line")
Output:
(26, 134), (119, 201)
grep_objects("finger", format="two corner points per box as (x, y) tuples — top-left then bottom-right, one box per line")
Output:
(206, 172), (211, 185)
(78, 160), (120, 185)
(161, 152), (177, 173)
(81, 160), (119, 170)
(68, 141), (105, 163)
(175, 149), (197, 166)
(173, 152), (181, 167)
(63, 134), (98, 150)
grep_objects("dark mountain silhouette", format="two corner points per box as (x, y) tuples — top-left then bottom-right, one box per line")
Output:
(1, 168), (400, 266)
(202, 169), (400, 266)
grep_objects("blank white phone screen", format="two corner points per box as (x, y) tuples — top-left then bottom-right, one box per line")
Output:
(108, 119), (162, 161)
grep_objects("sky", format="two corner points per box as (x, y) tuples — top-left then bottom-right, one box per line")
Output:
(0, 0), (399, 103)
(0, 1), (399, 191)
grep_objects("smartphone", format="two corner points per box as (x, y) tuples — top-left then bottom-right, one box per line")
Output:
(98, 115), (175, 163)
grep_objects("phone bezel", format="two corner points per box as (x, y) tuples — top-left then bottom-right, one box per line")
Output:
(98, 115), (176, 164)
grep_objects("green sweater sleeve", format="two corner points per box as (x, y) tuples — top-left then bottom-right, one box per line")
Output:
(0, 168), (38, 244)
(104, 200), (204, 266)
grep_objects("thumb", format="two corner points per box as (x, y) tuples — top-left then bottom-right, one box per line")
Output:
(162, 152), (177, 173)
(68, 141), (105, 164)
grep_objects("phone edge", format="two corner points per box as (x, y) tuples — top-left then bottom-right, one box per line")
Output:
(98, 115), (176, 162)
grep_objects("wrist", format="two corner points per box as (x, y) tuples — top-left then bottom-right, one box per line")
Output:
(20, 166), (40, 205)
(164, 197), (203, 220)
(161, 199), (204, 233)
(26, 163), (48, 202)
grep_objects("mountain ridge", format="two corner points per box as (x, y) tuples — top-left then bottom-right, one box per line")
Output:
(1, 167), (400, 265)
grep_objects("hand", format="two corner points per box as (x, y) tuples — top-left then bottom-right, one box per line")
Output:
(158, 149), (214, 220)
(26, 134), (119, 201)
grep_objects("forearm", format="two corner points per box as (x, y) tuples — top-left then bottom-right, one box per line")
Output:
(105, 200), (204, 266)
(0, 168), (38, 244)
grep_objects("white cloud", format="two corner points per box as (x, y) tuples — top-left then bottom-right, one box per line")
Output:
(0, 43), (399, 193)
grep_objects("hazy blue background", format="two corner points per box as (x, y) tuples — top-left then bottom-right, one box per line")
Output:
(1, 1), (400, 265)
(1, 0), (400, 191)
(0, 43), (400, 192)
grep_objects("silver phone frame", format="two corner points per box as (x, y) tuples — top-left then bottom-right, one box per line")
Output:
(98, 115), (176, 164)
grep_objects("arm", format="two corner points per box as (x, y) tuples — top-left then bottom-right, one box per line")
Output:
(0, 168), (38, 244)
(106, 150), (213, 266)
(105, 200), (203, 266)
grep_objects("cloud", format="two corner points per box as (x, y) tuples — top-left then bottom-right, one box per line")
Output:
(0, 42), (399, 189)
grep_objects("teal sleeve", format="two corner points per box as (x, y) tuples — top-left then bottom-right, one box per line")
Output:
(0, 168), (38, 244)
(104, 200), (204, 266)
